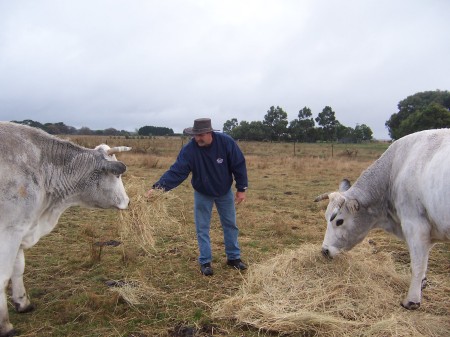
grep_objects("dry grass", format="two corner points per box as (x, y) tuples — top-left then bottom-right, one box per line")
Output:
(12, 136), (450, 336)
(107, 277), (162, 307)
(213, 243), (450, 336)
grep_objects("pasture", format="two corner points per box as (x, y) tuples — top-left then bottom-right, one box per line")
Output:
(11, 136), (449, 336)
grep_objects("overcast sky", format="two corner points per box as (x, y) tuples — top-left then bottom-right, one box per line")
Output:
(1, 0), (449, 139)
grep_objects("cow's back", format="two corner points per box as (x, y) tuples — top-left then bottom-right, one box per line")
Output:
(390, 129), (450, 240)
(0, 122), (51, 167)
(0, 123), (51, 222)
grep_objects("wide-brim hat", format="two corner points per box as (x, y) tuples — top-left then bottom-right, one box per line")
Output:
(183, 118), (218, 135)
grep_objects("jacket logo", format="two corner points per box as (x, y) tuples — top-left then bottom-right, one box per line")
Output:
(216, 158), (224, 164)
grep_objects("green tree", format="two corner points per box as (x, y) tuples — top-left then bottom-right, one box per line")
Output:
(385, 90), (450, 140)
(230, 120), (269, 141)
(353, 124), (373, 142)
(263, 106), (288, 141)
(78, 127), (93, 135)
(138, 125), (174, 136)
(289, 107), (316, 142)
(229, 121), (249, 140)
(247, 121), (269, 141)
(334, 123), (373, 143)
(223, 118), (238, 135)
(104, 128), (120, 136)
(12, 119), (45, 130)
(44, 122), (75, 135)
(335, 123), (352, 141)
(315, 106), (339, 141)
(397, 103), (450, 137)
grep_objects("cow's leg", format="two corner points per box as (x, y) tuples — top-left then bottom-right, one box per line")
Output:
(0, 240), (18, 337)
(0, 279), (15, 337)
(11, 249), (33, 314)
(402, 233), (432, 310)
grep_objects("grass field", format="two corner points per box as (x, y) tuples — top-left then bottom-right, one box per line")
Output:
(10, 136), (450, 336)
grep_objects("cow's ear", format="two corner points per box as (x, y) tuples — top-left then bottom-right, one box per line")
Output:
(339, 179), (351, 192)
(346, 199), (360, 213)
(102, 161), (127, 175)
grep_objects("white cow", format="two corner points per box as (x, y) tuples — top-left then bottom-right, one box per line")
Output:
(0, 122), (131, 337)
(315, 129), (450, 310)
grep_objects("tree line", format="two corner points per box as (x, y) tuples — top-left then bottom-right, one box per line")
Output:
(10, 120), (175, 137)
(223, 106), (373, 143)
(224, 90), (450, 142)
(10, 90), (449, 141)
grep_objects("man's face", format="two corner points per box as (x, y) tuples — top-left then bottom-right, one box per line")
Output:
(194, 132), (213, 147)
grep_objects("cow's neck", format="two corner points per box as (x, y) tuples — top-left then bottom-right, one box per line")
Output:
(350, 148), (405, 237)
(351, 147), (394, 209)
(42, 140), (95, 202)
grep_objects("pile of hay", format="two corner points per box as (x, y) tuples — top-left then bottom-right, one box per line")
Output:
(213, 244), (449, 336)
(119, 180), (183, 254)
(107, 277), (162, 307)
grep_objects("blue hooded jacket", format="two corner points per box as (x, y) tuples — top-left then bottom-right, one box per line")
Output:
(152, 132), (248, 197)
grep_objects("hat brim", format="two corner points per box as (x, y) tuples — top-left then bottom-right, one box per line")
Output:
(183, 127), (218, 135)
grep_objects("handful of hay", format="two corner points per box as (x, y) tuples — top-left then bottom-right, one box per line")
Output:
(213, 243), (450, 336)
(119, 180), (183, 254)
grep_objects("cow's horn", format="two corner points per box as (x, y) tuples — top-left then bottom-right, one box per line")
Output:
(314, 193), (330, 202)
(107, 146), (132, 155)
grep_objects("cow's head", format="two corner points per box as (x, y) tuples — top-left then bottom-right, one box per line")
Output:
(314, 179), (372, 258)
(76, 144), (132, 210)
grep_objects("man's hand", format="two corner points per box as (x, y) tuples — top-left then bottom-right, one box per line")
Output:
(235, 191), (246, 205)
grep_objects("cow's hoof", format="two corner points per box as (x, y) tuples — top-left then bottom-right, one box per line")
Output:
(421, 277), (427, 290)
(401, 301), (420, 310)
(0, 328), (17, 337)
(15, 302), (35, 313)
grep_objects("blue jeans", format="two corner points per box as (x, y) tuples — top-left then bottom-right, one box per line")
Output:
(194, 189), (241, 265)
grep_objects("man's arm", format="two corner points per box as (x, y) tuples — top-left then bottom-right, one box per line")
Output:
(146, 149), (191, 195)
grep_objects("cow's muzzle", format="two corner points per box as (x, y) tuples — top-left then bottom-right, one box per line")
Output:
(321, 248), (332, 259)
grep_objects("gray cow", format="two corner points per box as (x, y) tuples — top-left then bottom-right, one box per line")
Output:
(0, 122), (131, 337)
(315, 129), (450, 310)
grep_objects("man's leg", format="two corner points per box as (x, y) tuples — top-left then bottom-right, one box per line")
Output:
(194, 191), (214, 265)
(215, 189), (241, 261)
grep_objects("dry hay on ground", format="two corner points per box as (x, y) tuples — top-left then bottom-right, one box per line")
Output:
(107, 277), (162, 307)
(213, 243), (450, 337)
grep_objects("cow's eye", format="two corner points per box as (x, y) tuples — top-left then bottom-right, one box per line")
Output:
(336, 219), (344, 226)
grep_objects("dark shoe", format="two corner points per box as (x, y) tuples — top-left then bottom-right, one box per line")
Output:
(200, 263), (213, 276)
(227, 259), (247, 270)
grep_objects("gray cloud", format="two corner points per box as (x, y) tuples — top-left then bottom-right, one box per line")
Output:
(1, 0), (449, 139)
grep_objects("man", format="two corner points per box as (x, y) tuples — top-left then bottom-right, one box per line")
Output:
(146, 118), (248, 276)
